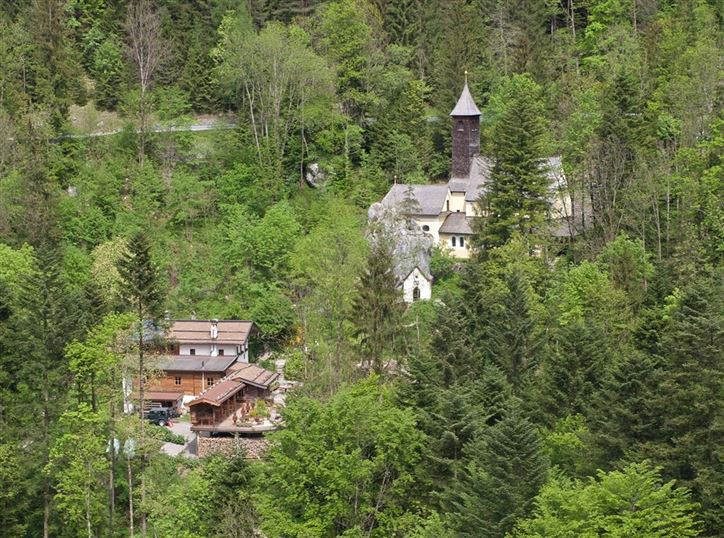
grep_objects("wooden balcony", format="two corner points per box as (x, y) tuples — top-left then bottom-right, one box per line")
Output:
(190, 398), (280, 433)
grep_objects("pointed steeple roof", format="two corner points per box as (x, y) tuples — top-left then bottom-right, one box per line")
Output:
(450, 81), (481, 117)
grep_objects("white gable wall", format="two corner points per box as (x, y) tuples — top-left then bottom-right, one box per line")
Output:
(447, 191), (466, 212)
(179, 343), (250, 362)
(402, 268), (432, 303)
(415, 213), (448, 243)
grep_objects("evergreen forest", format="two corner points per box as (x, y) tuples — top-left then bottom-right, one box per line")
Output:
(0, 1), (721, 537)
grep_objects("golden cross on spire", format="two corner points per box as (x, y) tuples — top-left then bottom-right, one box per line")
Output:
(464, 70), (468, 84)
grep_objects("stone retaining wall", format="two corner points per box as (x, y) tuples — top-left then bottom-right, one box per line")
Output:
(197, 435), (271, 459)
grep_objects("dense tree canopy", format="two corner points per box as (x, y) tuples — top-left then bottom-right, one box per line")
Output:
(0, 1), (721, 537)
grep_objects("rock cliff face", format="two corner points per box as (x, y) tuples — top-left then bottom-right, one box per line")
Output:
(367, 202), (433, 281)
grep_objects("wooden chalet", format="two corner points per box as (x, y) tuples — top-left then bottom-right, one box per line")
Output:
(143, 319), (259, 409)
(188, 363), (280, 434)
(151, 355), (239, 397)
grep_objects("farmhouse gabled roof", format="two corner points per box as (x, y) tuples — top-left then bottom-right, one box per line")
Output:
(187, 377), (246, 407)
(168, 320), (256, 345)
(227, 363), (279, 389)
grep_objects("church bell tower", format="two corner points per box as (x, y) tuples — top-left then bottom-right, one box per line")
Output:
(450, 76), (481, 177)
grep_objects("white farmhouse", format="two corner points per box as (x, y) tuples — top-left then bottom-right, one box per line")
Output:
(168, 319), (256, 362)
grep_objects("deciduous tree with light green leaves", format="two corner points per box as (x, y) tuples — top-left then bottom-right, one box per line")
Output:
(46, 406), (109, 538)
(511, 463), (702, 537)
(257, 376), (425, 537)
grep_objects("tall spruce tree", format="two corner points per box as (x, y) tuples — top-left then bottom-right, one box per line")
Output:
(11, 244), (86, 538)
(475, 74), (550, 248)
(117, 232), (163, 538)
(444, 401), (548, 537)
(351, 238), (405, 373)
(644, 274), (724, 534)
(383, 0), (420, 47)
(589, 348), (661, 467)
(530, 320), (611, 428)
(486, 271), (543, 393)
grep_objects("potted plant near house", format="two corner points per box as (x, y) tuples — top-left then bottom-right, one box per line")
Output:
(248, 400), (270, 424)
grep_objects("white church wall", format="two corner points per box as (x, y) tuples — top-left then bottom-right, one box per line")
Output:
(402, 268), (432, 303)
(415, 214), (447, 243)
(447, 191), (466, 213)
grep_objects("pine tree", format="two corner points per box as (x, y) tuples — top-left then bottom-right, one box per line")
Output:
(589, 348), (661, 467)
(444, 402), (548, 537)
(486, 271), (543, 393)
(644, 274), (724, 534)
(117, 232), (163, 538)
(351, 239), (405, 373)
(384, 0), (420, 47)
(430, 293), (476, 383)
(10, 244), (86, 538)
(476, 74), (550, 248)
(530, 320), (611, 428)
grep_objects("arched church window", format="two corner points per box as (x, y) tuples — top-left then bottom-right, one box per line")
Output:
(451, 236), (456, 247)
(413, 287), (420, 302)
(460, 236), (465, 247)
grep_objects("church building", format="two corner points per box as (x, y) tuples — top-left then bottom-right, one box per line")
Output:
(373, 81), (577, 261)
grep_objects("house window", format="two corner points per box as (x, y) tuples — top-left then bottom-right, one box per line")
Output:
(460, 236), (465, 247)
(190, 348), (196, 355)
(451, 236), (456, 247)
(175, 376), (182, 385)
(413, 287), (421, 302)
(422, 225), (430, 232)
(446, 200), (450, 211)
(206, 377), (215, 387)
(218, 349), (224, 356)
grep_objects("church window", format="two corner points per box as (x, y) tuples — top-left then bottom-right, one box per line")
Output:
(422, 225), (430, 232)
(446, 200), (450, 211)
(413, 287), (421, 302)
(460, 236), (465, 247)
(451, 236), (456, 247)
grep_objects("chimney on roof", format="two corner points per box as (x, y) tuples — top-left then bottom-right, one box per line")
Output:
(450, 73), (481, 178)
(210, 319), (218, 339)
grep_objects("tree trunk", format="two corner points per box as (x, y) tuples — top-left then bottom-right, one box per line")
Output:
(108, 369), (117, 535)
(127, 457), (134, 538)
(138, 88), (147, 166)
(86, 467), (93, 538)
(138, 312), (147, 538)
(43, 381), (50, 538)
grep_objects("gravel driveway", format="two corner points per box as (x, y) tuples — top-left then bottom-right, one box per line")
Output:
(160, 419), (197, 458)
